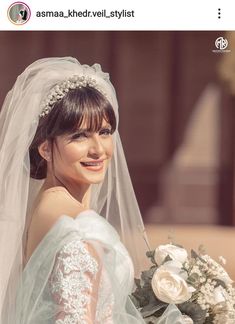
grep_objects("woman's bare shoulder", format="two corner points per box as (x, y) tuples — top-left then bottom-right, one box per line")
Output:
(25, 189), (86, 263)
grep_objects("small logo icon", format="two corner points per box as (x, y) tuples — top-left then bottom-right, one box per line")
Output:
(215, 37), (228, 50)
(7, 2), (31, 25)
(212, 37), (230, 53)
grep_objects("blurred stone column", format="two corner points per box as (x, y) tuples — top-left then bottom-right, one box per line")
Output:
(218, 32), (235, 225)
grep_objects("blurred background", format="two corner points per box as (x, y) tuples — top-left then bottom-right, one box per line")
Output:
(0, 31), (234, 226)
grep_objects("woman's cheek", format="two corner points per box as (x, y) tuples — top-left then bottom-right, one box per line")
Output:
(106, 137), (114, 158)
(60, 142), (86, 163)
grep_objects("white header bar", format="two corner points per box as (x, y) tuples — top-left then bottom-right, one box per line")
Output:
(0, 0), (234, 31)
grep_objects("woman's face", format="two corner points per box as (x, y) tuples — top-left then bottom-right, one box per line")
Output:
(51, 118), (114, 186)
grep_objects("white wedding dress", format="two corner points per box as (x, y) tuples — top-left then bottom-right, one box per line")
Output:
(15, 210), (146, 323)
(0, 57), (185, 324)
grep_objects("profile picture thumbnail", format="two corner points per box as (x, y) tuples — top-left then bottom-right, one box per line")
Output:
(8, 2), (31, 25)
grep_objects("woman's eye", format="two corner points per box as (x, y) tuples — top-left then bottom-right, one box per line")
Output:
(99, 128), (112, 136)
(71, 132), (88, 141)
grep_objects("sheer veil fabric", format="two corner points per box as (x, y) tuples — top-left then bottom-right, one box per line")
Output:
(0, 57), (149, 323)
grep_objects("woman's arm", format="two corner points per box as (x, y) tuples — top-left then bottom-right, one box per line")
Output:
(49, 238), (102, 324)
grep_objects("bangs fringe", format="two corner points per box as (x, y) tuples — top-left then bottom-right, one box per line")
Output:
(53, 86), (116, 135)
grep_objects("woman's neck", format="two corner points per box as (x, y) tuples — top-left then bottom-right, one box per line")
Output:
(42, 175), (91, 208)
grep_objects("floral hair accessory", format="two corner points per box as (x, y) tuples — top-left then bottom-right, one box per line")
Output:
(39, 75), (106, 118)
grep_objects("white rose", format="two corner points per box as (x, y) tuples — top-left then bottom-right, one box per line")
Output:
(151, 266), (194, 304)
(154, 244), (188, 265)
(162, 260), (188, 280)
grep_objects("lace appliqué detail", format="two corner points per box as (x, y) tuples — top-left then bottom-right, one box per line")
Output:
(49, 238), (99, 324)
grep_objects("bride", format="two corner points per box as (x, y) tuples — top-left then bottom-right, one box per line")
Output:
(0, 57), (184, 323)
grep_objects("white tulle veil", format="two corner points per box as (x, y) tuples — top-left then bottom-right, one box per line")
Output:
(0, 57), (149, 323)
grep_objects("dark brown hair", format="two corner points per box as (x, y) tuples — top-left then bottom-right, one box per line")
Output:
(29, 86), (116, 179)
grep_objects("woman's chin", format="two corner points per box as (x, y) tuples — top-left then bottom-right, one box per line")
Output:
(89, 175), (106, 184)
(79, 173), (106, 185)
(80, 166), (108, 184)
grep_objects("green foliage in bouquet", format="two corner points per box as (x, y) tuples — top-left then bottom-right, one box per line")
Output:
(130, 243), (235, 324)
(130, 251), (167, 321)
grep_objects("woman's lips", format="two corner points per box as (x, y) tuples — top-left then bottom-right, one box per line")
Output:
(80, 160), (104, 171)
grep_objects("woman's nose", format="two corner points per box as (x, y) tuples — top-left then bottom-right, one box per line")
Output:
(88, 135), (105, 156)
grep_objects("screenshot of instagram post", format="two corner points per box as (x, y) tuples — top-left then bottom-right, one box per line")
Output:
(0, 1), (235, 323)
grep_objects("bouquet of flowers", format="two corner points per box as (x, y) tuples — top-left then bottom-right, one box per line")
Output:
(130, 243), (235, 323)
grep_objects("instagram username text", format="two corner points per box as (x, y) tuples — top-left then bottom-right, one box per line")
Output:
(36, 9), (135, 19)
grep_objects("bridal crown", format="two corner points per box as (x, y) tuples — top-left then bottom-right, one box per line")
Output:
(39, 75), (106, 118)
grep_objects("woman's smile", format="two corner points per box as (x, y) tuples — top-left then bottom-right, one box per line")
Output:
(80, 159), (105, 171)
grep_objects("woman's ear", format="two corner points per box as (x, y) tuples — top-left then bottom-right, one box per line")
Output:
(38, 140), (52, 161)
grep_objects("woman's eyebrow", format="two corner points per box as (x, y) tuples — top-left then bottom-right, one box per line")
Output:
(68, 129), (87, 136)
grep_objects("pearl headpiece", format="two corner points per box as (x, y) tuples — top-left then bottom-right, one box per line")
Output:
(39, 74), (106, 118)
